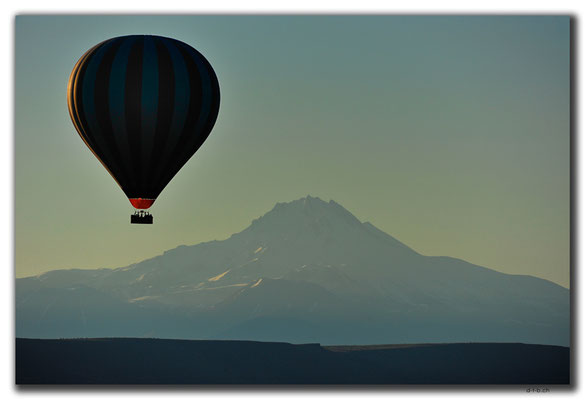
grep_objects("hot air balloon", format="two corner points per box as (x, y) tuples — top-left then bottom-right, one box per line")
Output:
(67, 35), (220, 224)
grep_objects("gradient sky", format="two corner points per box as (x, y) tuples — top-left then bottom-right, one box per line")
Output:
(14, 15), (570, 287)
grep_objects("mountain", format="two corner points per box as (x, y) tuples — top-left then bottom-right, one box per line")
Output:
(16, 195), (570, 346)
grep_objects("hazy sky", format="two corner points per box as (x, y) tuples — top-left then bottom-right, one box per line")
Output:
(14, 15), (570, 287)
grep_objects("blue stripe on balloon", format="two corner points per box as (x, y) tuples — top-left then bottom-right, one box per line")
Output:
(108, 36), (137, 186)
(140, 36), (159, 180)
(82, 40), (121, 175)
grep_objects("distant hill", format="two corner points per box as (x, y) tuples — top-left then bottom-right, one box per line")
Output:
(16, 196), (570, 346)
(16, 338), (569, 384)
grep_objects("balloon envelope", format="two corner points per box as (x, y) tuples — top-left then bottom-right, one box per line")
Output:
(67, 35), (220, 209)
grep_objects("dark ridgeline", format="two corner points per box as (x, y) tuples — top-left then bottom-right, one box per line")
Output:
(16, 338), (569, 385)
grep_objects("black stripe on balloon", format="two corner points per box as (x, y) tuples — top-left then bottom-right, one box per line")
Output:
(155, 42), (204, 195)
(191, 48), (221, 157)
(80, 41), (129, 188)
(159, 45), (220, 194)
(139, 36), (159, 190)
(92, 38), (131, 192)
(68, 41), (107, 155)
(147, 37), (191, 195)
(107, 36), (139, 196)
(70, 46), (103, 160)
(124, 38), (144, 197)
(146, 37), (175, 196)
(73, 42), (120, 180)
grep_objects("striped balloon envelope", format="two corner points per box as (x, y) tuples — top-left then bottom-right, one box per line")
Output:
(67, 35), (220, 218)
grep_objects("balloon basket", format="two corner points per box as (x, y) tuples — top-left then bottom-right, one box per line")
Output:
(131, 211), (153, 224)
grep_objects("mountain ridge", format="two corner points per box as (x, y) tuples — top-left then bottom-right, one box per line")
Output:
(16, 195), (569, 346)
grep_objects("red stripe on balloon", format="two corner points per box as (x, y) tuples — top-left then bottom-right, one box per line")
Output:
(129, 198), (156, 209)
